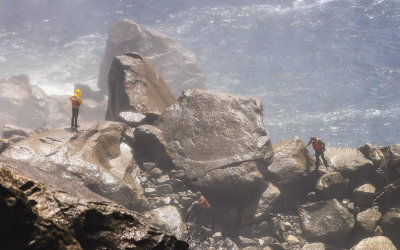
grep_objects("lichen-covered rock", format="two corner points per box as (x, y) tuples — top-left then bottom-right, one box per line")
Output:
(356, 208), (382, 233)
(350, 236), (397, 250)
(105, 52), (176, 123)
(98, 19), (206, 97)
(299, 199), (355, 242)
(315, 172), (348, 199)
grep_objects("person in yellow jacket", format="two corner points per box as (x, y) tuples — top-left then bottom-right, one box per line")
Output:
(70, 89), (83, 130)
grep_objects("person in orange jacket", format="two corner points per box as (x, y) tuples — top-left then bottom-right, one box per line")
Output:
(70, 89), (83, 130)
(306, 136), (329, 171)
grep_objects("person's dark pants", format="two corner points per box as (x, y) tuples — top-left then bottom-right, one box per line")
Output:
(71, 108), (79, 128)
(315, 150), (328, 169)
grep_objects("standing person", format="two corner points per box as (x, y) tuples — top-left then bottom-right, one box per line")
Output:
(306, 136), (329, 171)
(70, 89), (82, 130)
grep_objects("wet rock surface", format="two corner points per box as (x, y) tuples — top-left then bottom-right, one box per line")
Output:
(0, 164), (188, 249)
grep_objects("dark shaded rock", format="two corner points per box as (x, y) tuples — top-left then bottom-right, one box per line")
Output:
(381, 207), (400, 247)
(315, 172), (348, 199)
(0, 165), (188, 249)
(350, 236), (397, 250)
(105, 52), (176, 123)
(133, 124), (173, 167)
(0, 180), (82, 249)
(2, 121), (147, 210)
(3, 123), (35, 143)
(98, 19), (206, 97)
(374, 178), (400, 210)
(359, 143), (391, 187)
(380, 144), (400, 177)
(356, 208), (382, 234)
(256, 182), (281, 217)
(0, 137), (9, 154)
(157, 89), (273, 195)
(299, 199), (355, 242)
(353, 183), (376, 207)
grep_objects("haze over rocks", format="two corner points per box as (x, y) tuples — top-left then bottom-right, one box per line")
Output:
(0, 19), (399, 250)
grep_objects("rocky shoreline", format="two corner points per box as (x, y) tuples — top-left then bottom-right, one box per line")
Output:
(0, 19), (399, 250)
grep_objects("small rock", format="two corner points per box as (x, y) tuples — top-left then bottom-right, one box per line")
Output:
(155, 184), (173, 195)
(285, 235), (299, 244)
(157, 175), (170, 184)
(149, 168), (163, 178)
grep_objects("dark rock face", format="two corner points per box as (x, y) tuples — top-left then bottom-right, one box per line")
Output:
(98, 19), (206, 97)
(315, 172), (348, 199)
(374, 178), (400, 210)
(381, 208), (400, 247)
(299, 199), (355, 242)
(2, 123), (35, 143)
(157, 89), (273, 195)
(0, 165), (188, 250)
(105, 53), (176, 123)
(352, 183), (376, 207)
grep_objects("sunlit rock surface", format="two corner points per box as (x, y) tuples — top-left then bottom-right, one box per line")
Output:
(98, 19), (206, 97)
(0, 165), (188, 249)
(105, 52), (176, 123)
(157, 89), (273, 195)
(2, 121), (147, 210)
(351, 236), (397, 250)
(299, 199), (355, 242)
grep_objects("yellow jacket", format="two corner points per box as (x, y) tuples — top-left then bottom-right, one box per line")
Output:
(70, 95), (83, 109)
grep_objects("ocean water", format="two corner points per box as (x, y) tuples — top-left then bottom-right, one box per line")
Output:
(0, 0), (399, 147)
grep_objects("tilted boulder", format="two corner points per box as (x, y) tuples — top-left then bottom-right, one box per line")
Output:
(353, 183), (376, 207)
(2, 121), (147, 210)
(0, 165), (188, 249)
(299, 199), (355, 242)
(98, 19), (206, 97)
(105, 53), (176, 123)
(266, 137), (315, 204)
(356, 208), (382, 233)
(325, 147), (374, 186)
(157, 89), (273, 195)
(351, 236), (397, 250)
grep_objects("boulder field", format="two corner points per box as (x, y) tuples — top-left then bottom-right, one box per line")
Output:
(1, 40), (399, 250)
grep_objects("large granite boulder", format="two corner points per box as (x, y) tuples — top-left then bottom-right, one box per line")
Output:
(266, 137), (315, 205)
(98, 19), (206, 97)
(2, 121), (147, 210)
(351, 236), (397, 250)
(0, 164), (188, 249)
(105, 52), (176, 123)
(299, 199), (355, 242)
(325, 147), (374, 186)
(157, 89), (273, 195)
